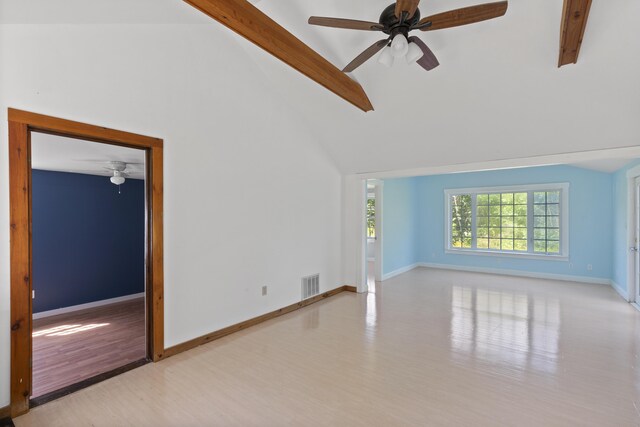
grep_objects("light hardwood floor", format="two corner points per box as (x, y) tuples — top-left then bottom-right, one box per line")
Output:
(32, 298), (146, 397)
(16, 268), (640, 426)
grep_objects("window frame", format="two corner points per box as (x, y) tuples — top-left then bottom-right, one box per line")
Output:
(444, 183), (569, 260)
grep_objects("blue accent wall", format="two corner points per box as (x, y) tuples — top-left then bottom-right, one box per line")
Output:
(32, 170), (145, 313)
(416, 165), (613, 281)
(381, 177), (420, 275)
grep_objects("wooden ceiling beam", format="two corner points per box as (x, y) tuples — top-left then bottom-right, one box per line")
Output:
(558, 0), (592, 67)
(182, 0), (373, 112)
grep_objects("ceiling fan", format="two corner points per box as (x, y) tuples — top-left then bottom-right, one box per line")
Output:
(309, 0), (508, 73)
(105, 161), (130, 187)
(73, 160), (141, 192)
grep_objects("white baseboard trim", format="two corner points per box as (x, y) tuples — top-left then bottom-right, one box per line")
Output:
(610, 281), (629, 302)
(382, 263), (419, 281)
(418, 262), (611, 286)
(33, 292), (145, 319)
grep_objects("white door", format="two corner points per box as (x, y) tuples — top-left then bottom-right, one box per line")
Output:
(635, 177), (640, 302)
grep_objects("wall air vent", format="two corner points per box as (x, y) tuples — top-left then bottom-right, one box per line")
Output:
(301, 274), (320, 300)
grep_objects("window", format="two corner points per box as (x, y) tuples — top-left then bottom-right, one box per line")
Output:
(445, 184), (568, 258)
(367, 198), (376, 238)
(533, 191), (561, 254)
(450, 194), (472, 248)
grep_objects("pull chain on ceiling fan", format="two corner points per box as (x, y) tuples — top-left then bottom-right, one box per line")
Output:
(308, 0), (508, 73)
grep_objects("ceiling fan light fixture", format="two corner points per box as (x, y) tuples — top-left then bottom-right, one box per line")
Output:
(377, 46), (394, 67)
(406, 42), (423, 63)
(390, 34), (409, 58)
(110, 175), (125, 185)
(310, 0), (509, 82)
(110, 170), (126, 186)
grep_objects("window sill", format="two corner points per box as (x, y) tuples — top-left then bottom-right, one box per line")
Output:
(445, 248), (569, 261)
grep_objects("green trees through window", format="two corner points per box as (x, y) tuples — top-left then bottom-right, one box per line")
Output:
(533, 191), (561, 254)
(450, 195), (472, 248)
(476, 192), (528, 252)
(448, 186), (565, 256)
(367, 198), (376, 238)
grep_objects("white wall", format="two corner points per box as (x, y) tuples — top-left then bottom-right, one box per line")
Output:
(0, 22), (344, 407)
(341, 176), (365, 292)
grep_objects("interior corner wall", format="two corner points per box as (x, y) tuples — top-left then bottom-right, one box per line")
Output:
(417, 165), (614, 281)
(381, 177), (419, 276)
(0, 23), (343, 407)
(31, 170), (145, 313)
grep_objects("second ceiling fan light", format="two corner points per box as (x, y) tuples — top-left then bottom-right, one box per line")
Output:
(377, 46), (394, 67)
(406, 41), (423, 63)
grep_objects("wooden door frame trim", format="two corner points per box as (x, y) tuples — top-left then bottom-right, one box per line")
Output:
(8, 108), (164, 418)
(0, 404), (10, 421)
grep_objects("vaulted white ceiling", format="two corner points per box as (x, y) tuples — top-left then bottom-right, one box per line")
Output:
(2, 0), (639, 175)
(251, 0), (640, 174)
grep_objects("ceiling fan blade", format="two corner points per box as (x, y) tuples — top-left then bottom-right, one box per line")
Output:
(395, 0), (420, 19)
(417, 1), (508, 31)
(343, 39), (389, 73)
(50, 169), (114, 176)
(308, 17), (383, 31)
(74, 159), (138, 163)
(408, 36), (439, 71)
(183, 0), (373, 112)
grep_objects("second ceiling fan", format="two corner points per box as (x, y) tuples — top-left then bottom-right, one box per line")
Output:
(309, 0), (508, 73)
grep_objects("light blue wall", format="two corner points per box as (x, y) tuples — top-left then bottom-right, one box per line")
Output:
(416, 165), (613, 281)
(612, 160), (640, 291)
(382, 178), (420, 275)
(381, 163), (640, 284)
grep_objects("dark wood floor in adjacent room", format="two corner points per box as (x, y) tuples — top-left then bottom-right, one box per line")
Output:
(32, 298), (146, 398)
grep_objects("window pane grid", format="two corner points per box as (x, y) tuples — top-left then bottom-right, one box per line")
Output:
(447, 186), (565, 258)
(533, 191), (561, 254)
(475, 192), (527, 253)
(450, 194), (472, 248)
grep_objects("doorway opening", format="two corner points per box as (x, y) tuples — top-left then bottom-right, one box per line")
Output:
(8, 109), (164, 417)
(30, 133), (147, 401)
(364, 180), (382, 293)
